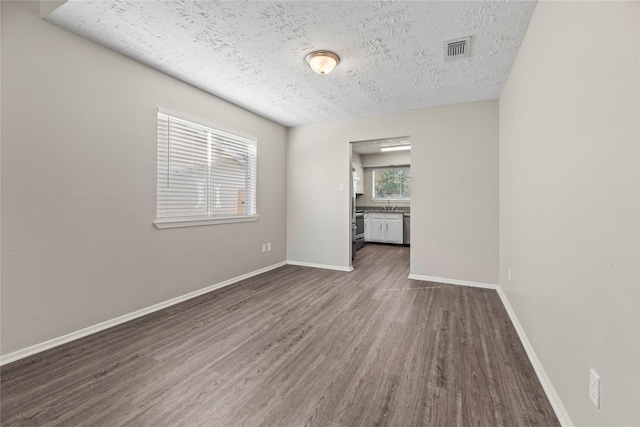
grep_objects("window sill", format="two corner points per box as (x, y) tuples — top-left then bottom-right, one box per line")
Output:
(372, 199), (411, 203)
(154, 215), (259, 229)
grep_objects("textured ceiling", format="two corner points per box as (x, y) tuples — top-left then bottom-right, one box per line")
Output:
(45, 1), (537, 127)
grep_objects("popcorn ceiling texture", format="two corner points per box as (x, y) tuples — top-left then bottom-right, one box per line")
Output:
(46, 1), (536, 127)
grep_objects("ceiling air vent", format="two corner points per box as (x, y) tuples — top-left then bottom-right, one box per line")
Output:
(444, 37), (471, 62)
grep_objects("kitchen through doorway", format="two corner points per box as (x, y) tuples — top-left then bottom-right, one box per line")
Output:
(350, 137), (411, 270)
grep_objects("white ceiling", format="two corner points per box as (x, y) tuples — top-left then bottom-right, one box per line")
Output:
(45, 1), (537, 128)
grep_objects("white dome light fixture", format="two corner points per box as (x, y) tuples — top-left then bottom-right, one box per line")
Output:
(305, 51), (340, 75)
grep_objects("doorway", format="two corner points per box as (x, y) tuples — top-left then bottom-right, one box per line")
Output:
(350, 137), (411, 270)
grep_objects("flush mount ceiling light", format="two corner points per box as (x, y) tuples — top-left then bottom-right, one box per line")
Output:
(380, 145), (411, 152)
(305, 51), (340, 75)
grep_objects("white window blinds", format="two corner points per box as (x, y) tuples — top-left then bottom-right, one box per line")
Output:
(155, 111), (257, 227)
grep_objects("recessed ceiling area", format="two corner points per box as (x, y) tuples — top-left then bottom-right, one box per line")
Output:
(44, 1), (537, 128)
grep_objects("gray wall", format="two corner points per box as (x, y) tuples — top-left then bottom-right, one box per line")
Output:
(1, 2), (287, 356)
(360, 151), (411, 168)
(499, 1), (640, 425)
(287, 101), (498, 283)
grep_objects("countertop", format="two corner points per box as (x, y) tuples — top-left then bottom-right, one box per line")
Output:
(357, 209), (410, 216)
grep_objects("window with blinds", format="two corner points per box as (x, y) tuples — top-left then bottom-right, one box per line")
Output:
(155, 111), (258, 228)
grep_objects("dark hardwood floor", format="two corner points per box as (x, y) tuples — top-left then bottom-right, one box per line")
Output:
(1, 244), (559, 426)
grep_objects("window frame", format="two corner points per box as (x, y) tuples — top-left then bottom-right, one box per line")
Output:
(154, 110), (258, 229)
(371, 166), (411, 202)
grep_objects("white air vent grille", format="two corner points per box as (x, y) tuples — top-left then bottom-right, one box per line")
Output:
(444, 37), (471, 62)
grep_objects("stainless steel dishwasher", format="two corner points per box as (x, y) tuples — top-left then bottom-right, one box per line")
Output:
(403, 213), (410, 245)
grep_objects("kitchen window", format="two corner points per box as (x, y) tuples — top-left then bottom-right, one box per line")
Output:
(154, 111), (257, 228)
(372, 167), (411, 200)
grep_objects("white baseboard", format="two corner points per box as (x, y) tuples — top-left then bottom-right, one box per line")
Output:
(286, 260), (354, 272)
(407, 273), (498, 290)
(496, 287), (573, 427)
(0, 261), (287, 366)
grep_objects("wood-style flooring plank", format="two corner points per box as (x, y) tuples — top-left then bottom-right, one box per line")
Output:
(1, 244), (559, 426)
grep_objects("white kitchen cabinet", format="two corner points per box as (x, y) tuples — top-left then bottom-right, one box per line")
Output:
(364, 215), (371, 241)
(364, 213), (403, 244)
(370, 216), (385, 241)
(384, 214), (404, 244)
(352, 163), (364, 195)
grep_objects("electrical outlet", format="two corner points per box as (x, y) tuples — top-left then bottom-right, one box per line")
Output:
(589, 368), (600, 409)
(267, 242), (271, 252)
(261, 244), (266, 253)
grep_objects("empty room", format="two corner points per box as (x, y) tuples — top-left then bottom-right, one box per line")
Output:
(1, 1), (638, 426)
